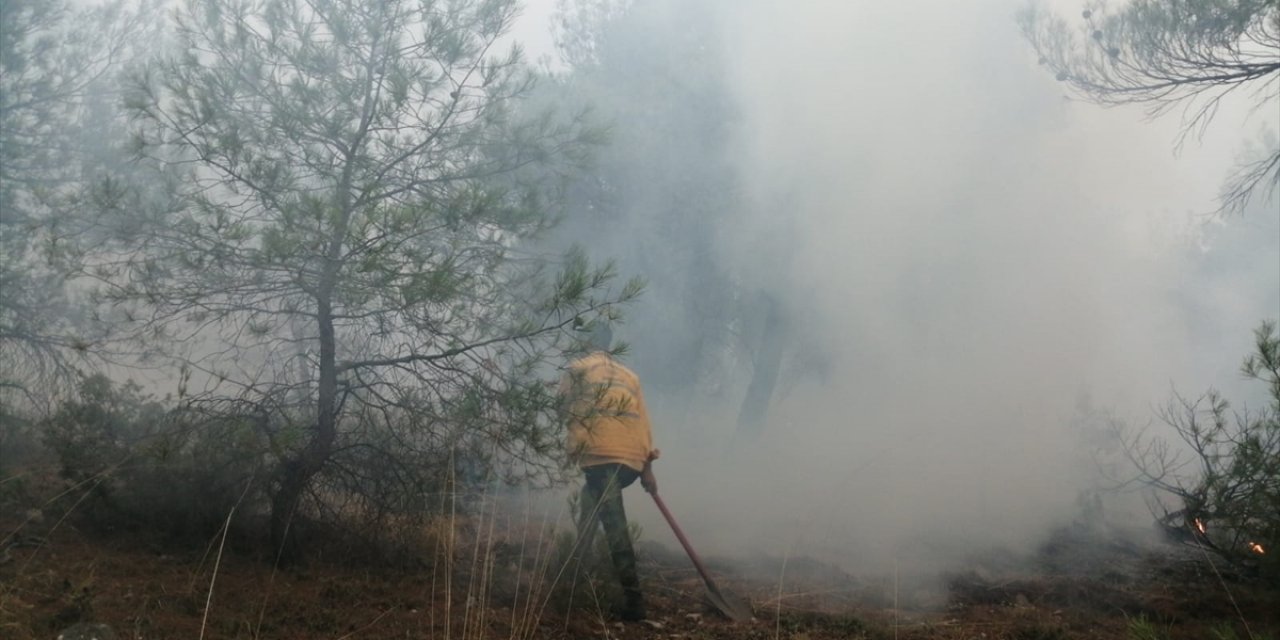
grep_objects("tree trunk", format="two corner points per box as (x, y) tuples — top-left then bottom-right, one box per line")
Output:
(269, 459), (308, 563)
(270, 287), (339, 563)
(269, 73), (366, 561)
(735, 292), (785, 440)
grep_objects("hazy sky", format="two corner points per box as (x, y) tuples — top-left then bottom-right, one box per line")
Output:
(510, 0), (562, 68)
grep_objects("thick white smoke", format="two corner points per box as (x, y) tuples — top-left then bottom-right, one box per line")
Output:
(519, 0), (1279, 576)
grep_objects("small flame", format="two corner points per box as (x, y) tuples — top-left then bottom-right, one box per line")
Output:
(1248, 542), (1265, 555)
(1194, 518), (1206, 534)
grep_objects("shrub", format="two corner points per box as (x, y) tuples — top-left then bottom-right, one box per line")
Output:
(41, 374), (269, 540)
(1120, 322), (1279, 578)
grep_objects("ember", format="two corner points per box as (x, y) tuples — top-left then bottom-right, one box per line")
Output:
(1248, 542), (1265, 555)
(1193, 518), (1206, 535)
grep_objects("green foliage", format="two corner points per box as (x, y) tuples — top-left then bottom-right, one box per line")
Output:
(0, 0), (153, 396)
(1119, 322), (1280, 577)
(41, 374), (269, 538)
(75, 0), (640, 554)
(42, 374), (166, 485)
(1019, 0), (1280, 214)
(1126, 614), (1171, 640)
(0, 394), (42, 478)
(1210, 620), (1276, 640)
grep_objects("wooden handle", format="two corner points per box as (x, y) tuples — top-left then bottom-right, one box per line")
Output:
(648, 490), (717, 589)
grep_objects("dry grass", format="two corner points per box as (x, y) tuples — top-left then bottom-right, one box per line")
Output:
(3, 467), (1279, 640)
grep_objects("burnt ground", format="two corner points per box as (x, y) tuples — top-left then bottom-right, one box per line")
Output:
(2, 495), (1277, 640)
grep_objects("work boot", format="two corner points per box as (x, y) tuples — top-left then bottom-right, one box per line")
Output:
(618, 590), (646, 622)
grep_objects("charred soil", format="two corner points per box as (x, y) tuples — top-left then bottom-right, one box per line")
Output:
(2, 490), (1276, 640)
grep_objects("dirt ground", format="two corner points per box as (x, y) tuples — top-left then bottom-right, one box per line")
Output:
(2, 493), (1277, 640)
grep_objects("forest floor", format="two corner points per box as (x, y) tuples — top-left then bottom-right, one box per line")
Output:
(2, 476), (1277, 640)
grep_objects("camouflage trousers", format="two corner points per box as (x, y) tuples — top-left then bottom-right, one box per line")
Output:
(575, 463), (643, 603)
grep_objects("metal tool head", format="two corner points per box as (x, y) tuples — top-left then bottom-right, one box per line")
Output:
(704, 582), (754, 622)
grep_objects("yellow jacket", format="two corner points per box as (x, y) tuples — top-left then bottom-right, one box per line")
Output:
(561, 351), (655, 471)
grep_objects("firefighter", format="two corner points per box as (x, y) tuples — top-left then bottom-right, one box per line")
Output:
(560, 322), (659, 621)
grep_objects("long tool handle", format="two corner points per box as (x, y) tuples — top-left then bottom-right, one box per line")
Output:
(648, 490), (719, 591)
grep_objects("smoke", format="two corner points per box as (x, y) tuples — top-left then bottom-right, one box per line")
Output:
(521, 0), (1280, 575)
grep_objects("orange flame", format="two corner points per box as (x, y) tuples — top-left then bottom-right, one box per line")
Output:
(1193, 518), (1206, 534)
(1248, 542), (1265, 555)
